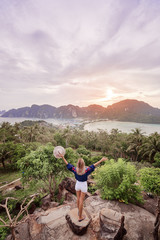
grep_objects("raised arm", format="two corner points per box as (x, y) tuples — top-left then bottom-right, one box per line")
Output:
(93, 157), (108, 167)
(59, 154), (68, 165)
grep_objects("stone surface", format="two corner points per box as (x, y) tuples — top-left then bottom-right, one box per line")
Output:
(29, 215), (44, 240)
(6, 222), (30, 240)
(65, 208), (91, 235)
(59, 177), (76, 194)
(41, 194), (51, 210)
(60, 188), (77, 202)
(5, 192), (160, 240)
(84, 191), (92, 199)
(100, 208), (126, 240)
(38, 204), (72, 228)
(50, 201), (59, 208)
(85, 196), (156, 240)
(137, 191), (158, 215)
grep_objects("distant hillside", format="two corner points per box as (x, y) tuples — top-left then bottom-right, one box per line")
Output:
(0, 110), (6, 116)
(2, 100), (160, 124)
(104, 99), (160, 123)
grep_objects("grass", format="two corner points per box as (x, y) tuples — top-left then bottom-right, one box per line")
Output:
(0, 170), (21, 187)
(91, 150), (103, 156)
(1, 179), (47, 200)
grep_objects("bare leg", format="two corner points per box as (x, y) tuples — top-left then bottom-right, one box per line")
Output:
(79, 192), (86, 221)
(76, 190), (81, 211)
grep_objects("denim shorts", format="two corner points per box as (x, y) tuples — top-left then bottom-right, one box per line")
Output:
(75, 180), (88, 193)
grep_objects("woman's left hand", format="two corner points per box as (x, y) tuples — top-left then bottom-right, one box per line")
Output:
(101, 157), (108, 162)
(58, 152), (64, 158)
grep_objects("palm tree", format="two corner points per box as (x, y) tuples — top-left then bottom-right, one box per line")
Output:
(141, 132), (160, 163)
(126, 128), (144, 162)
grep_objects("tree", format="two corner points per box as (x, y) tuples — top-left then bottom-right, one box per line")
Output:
(0, 197), (34, 240)
(95, 130), (110, 154)
(141, 132), (160, 163)
(0, 122), (16, 143)
(17, 144), (76, 199)
(0, 142), (13, 169)
(126, 128), (144, 161)
(0, 142), (26, 169)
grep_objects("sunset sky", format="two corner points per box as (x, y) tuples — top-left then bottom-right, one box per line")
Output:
(0, 0), (160, 110)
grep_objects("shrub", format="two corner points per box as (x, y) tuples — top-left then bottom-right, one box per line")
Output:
(139, 167), (160, 195)
(94, 158), (142, 204)
(0, 227), (10, 240)
(76, 146), (91, 156)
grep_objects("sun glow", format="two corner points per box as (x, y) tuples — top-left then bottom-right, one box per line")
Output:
(106, 88), (114, 100)
(94, 88), (117, 105)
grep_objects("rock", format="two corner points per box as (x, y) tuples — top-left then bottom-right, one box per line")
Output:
(100, 208), (127, 240)
(5, 195), (159, 240)
(38, 204), (72, 228)
(59, 177), (76, 194)
(37, 204), (74, 239)
(50, 201), (59, 208)
(6, 222), (30, 240)
(65, 208), (91, 235)
(28, 202), (37, 214)
(137, 191), (158, 215)
(41, 194), (51, 210)
(29, 215), (44, 240)
(85, 196), (156, 240)
(15, 185), (23, 190)
(85, 192), (92, 200)
(90, 214), (100, 233)
(58, 177), (76, 203)
(92, 189), (101, 196)
(41, 194), (60, 210)
(58, 177), (92, 201)
(59, 188), (77, 203)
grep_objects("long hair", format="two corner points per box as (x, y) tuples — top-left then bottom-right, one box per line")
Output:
(76, 158), (86, 175)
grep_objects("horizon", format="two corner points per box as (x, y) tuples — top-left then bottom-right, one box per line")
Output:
(0, 0), (160, 110)
(1, 98), (160, 112)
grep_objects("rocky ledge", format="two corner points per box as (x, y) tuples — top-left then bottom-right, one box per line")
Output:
(5, 177), (160, 240)
(65, 208), (91, 235)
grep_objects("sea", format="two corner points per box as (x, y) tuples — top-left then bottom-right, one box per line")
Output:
(0, 117), (160, 135)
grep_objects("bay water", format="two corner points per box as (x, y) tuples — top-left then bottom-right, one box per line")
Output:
(1, 117), (160, 135)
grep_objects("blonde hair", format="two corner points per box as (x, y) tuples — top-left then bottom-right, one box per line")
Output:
(76, 158), (86, 175)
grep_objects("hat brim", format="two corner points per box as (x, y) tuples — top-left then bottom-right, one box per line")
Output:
(53, 146), (66, 159)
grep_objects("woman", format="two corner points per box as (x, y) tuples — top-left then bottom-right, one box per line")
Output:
(60, 154), (108, 222)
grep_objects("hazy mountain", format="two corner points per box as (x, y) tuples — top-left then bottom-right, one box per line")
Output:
(104, 99), (160, 123)
(0, 110), (6, 116)
(2, 99), (160, 123)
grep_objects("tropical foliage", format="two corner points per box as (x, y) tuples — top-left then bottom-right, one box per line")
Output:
(139, 167), (160, 195)
(1, 120), (160, 239)
(0, 121), (160, 168)
(17, 144), (76, 199)
(94, 158), (143, 204)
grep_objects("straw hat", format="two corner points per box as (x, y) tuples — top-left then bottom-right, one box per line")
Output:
(53, 146), (66, 158)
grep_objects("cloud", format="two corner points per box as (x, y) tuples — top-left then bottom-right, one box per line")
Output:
(0, 0), (160, 110)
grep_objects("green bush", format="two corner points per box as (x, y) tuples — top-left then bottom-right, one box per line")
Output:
(0, 227), (10, 240)
(139, 167), (160, 195)
(95, 158), (142, 204)
(88, 183), (98, 194)
(76, 146), (91, 156)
